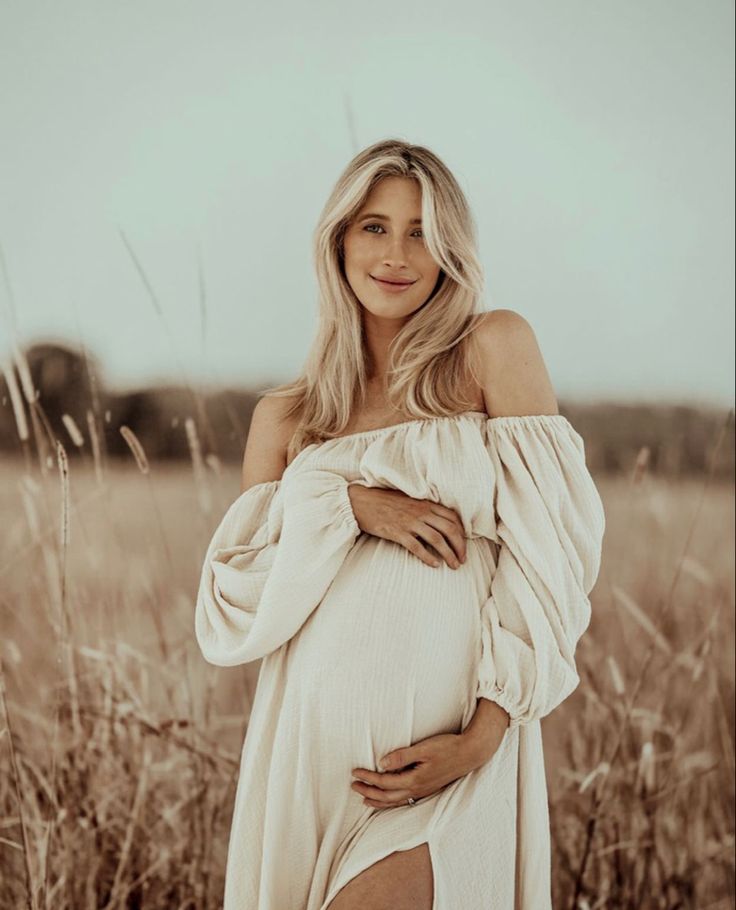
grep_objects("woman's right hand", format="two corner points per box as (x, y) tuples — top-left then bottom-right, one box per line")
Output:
(347, 483), (467, 570)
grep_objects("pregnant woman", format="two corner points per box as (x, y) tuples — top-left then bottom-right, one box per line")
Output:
(195, 139), (606, 909)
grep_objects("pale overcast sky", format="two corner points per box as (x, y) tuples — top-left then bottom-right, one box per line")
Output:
(0, 0), (733, 407)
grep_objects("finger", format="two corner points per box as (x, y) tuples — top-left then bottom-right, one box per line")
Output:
(424, 501), (464, 527)
(379, 748), (421, 771)
(421, 511), (467, 563)
(397, 532), (443, 568)
(414, 524), (462, 569)
(363, 794), (417, 808)
(351, 780), (415, 804)
(351, 768), (419, 790)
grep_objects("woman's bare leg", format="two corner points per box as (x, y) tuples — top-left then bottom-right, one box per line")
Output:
(324, 843), (433, 910)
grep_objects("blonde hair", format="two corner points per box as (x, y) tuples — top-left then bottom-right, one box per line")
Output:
(261, 138), (487, 463)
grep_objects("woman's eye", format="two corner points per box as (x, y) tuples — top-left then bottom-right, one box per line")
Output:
(363, 224), (424, 238)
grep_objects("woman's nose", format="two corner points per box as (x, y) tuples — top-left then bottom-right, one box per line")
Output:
(382, 236), (409, 263)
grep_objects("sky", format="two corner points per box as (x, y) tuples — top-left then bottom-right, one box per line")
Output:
(0, 0), (733, 408)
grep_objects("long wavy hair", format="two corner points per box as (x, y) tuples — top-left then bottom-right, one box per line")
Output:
(261, 138), (487, 463)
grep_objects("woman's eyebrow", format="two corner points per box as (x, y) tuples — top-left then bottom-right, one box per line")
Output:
(357, 212), (422, 225)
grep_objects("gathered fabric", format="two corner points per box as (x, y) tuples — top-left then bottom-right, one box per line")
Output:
(195, 411), (606, 910)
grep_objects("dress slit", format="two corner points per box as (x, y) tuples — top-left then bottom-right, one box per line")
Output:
(319, 838), (437, 910)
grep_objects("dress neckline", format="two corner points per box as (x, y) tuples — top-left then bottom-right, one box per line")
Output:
(322, 410), (489, 443)
(283, 411), (572, 473)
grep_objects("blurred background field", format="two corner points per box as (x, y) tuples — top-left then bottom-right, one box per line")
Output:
(0, 345), (733, 908)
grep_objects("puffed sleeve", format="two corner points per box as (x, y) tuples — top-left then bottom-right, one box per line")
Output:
(476, 414), (606, 728)
(195, 468), (361, 667)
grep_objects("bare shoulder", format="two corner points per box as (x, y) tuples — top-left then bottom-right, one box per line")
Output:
(471, 309), (559, 418)
(241, 394), (300, 493)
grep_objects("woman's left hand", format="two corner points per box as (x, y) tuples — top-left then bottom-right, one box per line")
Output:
(350, 732), (487, 808)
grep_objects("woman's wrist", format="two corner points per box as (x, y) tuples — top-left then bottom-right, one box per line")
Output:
(346, 482), (365, 531)
(459, 697), (510, 768)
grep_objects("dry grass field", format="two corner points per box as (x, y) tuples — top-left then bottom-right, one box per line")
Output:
(0, 440), (734, 908)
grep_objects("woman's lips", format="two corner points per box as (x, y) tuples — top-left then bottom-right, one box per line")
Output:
(370, 276), (417, 294)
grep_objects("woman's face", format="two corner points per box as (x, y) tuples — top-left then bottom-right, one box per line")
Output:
(342, 176), (442, 319)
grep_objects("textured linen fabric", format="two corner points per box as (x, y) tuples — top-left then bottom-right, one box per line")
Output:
(194, 411), (606, 910)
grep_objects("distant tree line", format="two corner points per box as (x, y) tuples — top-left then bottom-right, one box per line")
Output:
(0, 341), (733, 479)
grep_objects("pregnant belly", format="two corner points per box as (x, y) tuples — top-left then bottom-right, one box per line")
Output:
(285, 534), (487, 744)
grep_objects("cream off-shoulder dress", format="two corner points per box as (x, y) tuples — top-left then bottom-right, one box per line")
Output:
(194, 411), (606, 910)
